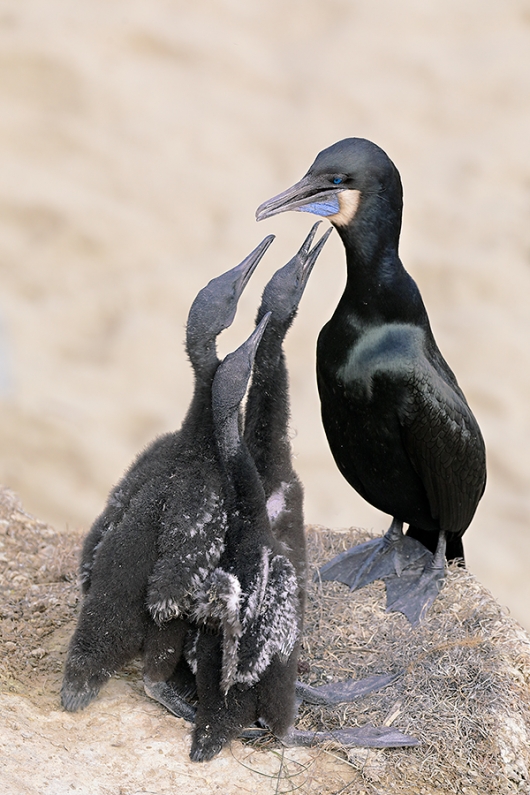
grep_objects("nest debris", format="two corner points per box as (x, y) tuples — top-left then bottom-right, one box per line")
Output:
(1, 487), (529, 794)
(300, 525), (530, 794)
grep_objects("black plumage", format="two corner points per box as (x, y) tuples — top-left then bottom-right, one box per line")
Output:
(256, 138), (487, 624)
(60, 236), (273, 713)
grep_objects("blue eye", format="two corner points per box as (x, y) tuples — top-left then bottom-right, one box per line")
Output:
(333, 177), (343, 185)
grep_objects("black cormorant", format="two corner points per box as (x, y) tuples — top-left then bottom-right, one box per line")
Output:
(61, 236), (273, 713)
(256, 138), (487, 624)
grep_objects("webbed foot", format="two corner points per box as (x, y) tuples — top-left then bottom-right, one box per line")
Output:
(316, 519), (431, 591)
(384, 531), (446, 625)
(143, 675), (197, 722)
(281, 724), (419, 749)
(295, 671), (401, 705)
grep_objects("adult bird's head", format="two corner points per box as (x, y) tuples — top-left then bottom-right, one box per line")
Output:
(258, 222), (333, 329)
(256, 138), (402, 249)
(186, 235), (274, 372)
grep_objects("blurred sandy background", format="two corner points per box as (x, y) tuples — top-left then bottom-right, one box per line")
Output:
(0, 0), (529, 629)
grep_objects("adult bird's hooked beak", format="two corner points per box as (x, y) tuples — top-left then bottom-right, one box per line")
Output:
(256, 174), (344, 221)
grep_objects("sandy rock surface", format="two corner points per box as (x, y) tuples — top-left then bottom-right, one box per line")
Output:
(1, 691), (349, 795)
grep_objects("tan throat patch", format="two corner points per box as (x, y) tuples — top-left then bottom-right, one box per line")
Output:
(327, 189), (361, 227)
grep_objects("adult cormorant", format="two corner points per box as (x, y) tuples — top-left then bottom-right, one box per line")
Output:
(256, 138), (487, 624)
(61, 236), (273, 713)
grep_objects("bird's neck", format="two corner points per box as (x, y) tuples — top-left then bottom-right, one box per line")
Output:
(334, 197), (427, 328)
(179, 367), (217, 442)
(244, 322), (292, 486)
(251, 315), (285, 370)
(216, 412), (269, 550)
(183, 340), (219, 423)
(215, 408), (241, 460)
(187, 338), (219, 382)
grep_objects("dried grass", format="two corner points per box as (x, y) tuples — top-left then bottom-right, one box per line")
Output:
(300, 526), (530, 794)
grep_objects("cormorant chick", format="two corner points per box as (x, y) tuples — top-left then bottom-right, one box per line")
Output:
(256, 138), (486, 625)
(189, 232), (418, 760)
(61, 235), (273, 713)
(189, 226), (331, 762)
(190, 313), (301, 761)
(244, 222), (332, 614)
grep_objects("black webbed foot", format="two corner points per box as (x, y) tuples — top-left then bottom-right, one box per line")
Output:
(190, 728), (228, 762)
(317, 536), (383, 588)
(281, 724), (419, 748)
(143, 675), (197, 722)
(295, 671), (401, 705)
(384, 530), (447, 625)
(61, 678), (103, 712)
(316, 519), (431, 591)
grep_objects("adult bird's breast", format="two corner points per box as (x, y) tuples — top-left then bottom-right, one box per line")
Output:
(317, 321), (455, 531)
(333, 322), (428, 400)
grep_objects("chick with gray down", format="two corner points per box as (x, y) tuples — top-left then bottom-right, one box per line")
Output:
(61, 236), (274, 714)
(187, 312), (417, 761)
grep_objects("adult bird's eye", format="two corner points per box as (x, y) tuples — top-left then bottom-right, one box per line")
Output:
(332, 177), (343, 185)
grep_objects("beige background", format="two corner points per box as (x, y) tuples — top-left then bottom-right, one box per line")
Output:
(0, 0), (529, 628)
